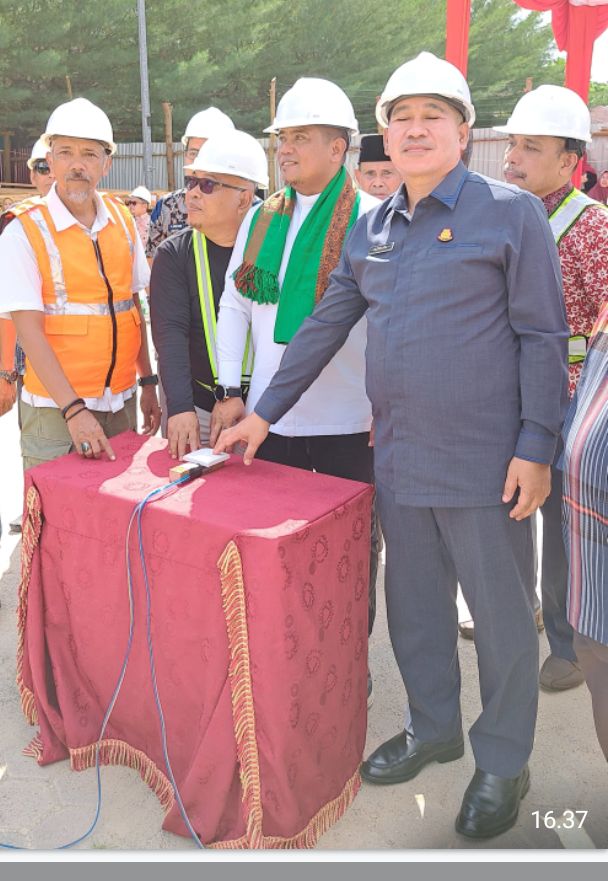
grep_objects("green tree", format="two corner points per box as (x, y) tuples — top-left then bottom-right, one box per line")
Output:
(0, 0), (592, 148)
(0, 0), (140, 141)
(589, 80), (608, 107)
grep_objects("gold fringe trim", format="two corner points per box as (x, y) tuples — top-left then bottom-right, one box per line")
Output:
(218, 540), (264, 848)
(217, 539), (361, 849)
(69, 739), (175, 812)
(208, 769), (361, 850)
(22, 733), (43, 760)
(16, 485), (43, 726)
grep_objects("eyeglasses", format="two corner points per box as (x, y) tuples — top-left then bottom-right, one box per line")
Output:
(33, 162), (50, 175)
(125, 200), (139, 207)
(185, 175), (247, 195)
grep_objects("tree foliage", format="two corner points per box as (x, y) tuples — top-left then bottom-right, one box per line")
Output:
(0, 0), (602, 145)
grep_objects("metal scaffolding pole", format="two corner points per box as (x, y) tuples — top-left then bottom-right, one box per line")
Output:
(137, 0), (153, 189)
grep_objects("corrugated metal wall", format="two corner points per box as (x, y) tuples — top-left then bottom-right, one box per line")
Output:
(101, 130), (608, 193)
(103, 141), (185, 193)
(468, 129), (509, 179)
(104, 136), (361, 193)
(587, 133), (608, 176)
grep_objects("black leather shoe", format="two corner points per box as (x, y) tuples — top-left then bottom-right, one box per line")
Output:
(455, 766), (530, 839)
(361, 730), (464, 785)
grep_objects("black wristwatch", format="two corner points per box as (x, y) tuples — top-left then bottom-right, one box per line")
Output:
(138, 374), (159, 387)
(0, 369), (18, 384)
(214, 384), (242, 402)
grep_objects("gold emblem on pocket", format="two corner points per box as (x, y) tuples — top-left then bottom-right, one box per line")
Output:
(437, 228), (453, 242)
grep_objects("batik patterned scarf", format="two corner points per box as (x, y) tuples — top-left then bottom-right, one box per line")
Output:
(233, 167), (360, 343)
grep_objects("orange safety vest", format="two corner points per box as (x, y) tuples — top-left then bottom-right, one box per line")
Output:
(15, 193), (141, 399)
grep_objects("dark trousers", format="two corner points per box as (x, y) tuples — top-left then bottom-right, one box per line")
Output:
(258, 431), (379, 635)
(539, 464), (577, 662)
(573, 631), (608, 762)
(376, 483), (538, 778)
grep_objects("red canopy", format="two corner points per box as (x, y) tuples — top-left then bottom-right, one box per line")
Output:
(445, 0), (472, 75)
(515, 1), (608, 101)
(446, 1), (608, 185)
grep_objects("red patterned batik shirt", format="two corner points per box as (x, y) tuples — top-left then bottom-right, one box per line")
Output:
(543, 184), (608, 397)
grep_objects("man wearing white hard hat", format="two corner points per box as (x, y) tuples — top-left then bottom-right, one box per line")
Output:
(214, 53), (569, 839)
(212, 78), (381, 702)
(26, 137), (55, 197)
(0, 97), (161, 467)
(150, 130), (264, 452)
(125, 185), (153, 247)
(145, 107), (234, 261)
(457, 87), (608, 695)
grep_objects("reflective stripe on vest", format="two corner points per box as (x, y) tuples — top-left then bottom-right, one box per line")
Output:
(192, 230), (254, 391)
(28, 207), (69, 311)
(107, 197), (135, 257)
(568, 334), (588, 365)
(43, 297), (135, 316)
(550, 190), (608, 366)
(548, 188), (600, 246)
(18, 195), (140, 398)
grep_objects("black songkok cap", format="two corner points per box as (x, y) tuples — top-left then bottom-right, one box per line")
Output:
(358, 134), (391, 164)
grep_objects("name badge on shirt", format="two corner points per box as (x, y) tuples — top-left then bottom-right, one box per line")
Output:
(368, 242), (395, 256)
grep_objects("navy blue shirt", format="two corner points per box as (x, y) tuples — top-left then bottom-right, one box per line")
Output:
(255, 163), (569, 507)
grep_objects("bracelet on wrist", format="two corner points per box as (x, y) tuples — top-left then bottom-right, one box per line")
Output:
(65, 406), (88, 423)
(61, 397), (85, 419)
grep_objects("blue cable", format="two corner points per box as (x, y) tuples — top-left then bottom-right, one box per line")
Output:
(0, 473), (203, 850)
(136, 495), (205, 848)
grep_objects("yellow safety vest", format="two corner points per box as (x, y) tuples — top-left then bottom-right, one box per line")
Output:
(549, 188), (608, 365)
(192, 230), (254, 392)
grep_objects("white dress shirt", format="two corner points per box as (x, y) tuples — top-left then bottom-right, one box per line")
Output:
(0, 185), (150, 411)
(217, 188), (377, 436)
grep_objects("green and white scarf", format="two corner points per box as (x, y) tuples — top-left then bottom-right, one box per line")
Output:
(233, 167), (360, 343)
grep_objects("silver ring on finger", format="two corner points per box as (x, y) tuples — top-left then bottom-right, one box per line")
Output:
(80, 441), (92, 454)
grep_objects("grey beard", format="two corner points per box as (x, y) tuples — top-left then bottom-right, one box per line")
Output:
(64, 187), (92, 205)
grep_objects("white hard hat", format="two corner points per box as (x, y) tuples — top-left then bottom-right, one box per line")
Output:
(264, 77), (359, 135)
(27, 137), (49, 170)
(376, 52), (475, 128)
(494, 85), (591, 143)
(181, 107), (235, 145)
(128, 185), (152, 205)
(184, 129), (269, 188)
(42, 97), (116, 154)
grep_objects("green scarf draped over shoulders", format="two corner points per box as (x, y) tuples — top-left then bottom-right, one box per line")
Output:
(233, 167), (360, 344)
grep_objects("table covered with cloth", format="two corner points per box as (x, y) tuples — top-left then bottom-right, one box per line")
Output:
(16, 433), (373, 848)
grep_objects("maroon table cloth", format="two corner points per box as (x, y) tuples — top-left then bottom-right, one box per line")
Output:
(16, 433), (373, 848)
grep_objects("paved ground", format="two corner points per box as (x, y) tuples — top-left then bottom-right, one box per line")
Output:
(1, 400), (607, 854)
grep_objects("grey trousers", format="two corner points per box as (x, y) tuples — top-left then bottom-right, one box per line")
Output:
(376, 484), (538, 778)
(539, 464), (577, 662)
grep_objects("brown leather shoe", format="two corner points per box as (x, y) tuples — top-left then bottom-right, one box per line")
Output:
(539, 655), (584, 691)
(459, 607), (544, 640)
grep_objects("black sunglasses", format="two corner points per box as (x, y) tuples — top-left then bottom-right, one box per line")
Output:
(185, 175), (247, 195)
(33, 162), (50, 175)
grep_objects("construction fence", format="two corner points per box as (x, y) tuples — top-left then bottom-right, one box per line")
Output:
(2, 129), (608, 196)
